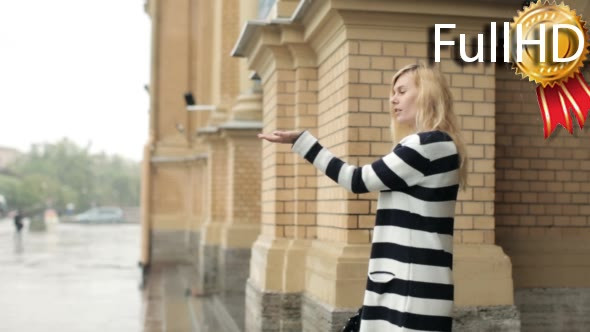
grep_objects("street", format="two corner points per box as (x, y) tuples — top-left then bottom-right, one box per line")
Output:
(0, 219), (144, 332)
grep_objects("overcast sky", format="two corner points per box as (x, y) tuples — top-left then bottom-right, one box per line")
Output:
(0, 0), (150, 162)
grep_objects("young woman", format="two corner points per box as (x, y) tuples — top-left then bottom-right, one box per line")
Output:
(258, 63), (467, 332)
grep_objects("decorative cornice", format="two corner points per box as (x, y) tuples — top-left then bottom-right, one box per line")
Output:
(197, 126), (220, 135)
(218, 120), (263, 130)
(231, 0), (312, 57)
(329, 0), (518, 18)
(232, 0), (521, 83)
(186, 105), (217, 112)
(150, 153), (208, 164)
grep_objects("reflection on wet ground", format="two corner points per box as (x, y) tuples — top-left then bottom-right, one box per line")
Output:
(0, 219), (232, 332)
(0, 219), (143, 332)
(142, 260), (233, 332)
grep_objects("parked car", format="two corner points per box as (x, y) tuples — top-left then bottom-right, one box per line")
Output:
(73, 207), (124, 224)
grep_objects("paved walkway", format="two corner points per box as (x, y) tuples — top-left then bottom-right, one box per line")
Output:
(0, 219), (232, 332)
(143, 264), (232, 332)
(0, 219), (144, 331)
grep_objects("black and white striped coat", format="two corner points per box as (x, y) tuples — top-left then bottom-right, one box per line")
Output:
(292, 130), (459, 332)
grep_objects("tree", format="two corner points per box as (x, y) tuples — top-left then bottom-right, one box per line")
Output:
(0, 138), (140, 214)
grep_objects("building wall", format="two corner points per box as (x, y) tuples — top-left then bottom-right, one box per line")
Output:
(343, 35), (498, 246)
(143, 0), (590, 331)
(153, 0), (191, 147)
(495, 65), (590, 331)
(496, 66), (590, 287)
(143, 0), (198, 265)
(150, 163), (192, 263)
(238, 1), (518, 330)
(143, 0), (262, 330)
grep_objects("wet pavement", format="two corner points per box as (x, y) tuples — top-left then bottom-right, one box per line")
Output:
(0, 218), (144, 332)
(0, 218), (232, 332)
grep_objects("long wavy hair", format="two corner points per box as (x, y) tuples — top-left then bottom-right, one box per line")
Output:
(390, 63), (468, 189)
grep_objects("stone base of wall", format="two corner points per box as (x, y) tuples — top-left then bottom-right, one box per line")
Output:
(301, 294), (357, 332)
(453, 305), (520, 331)
(301, 295), (520, 332)
(246, 283), (520, 331)
(197, 244), (219, 293)
(187, 231), (200, 257)
(245, 279), (301, 332)
(219, 247), (251, 330)
(151, 230), (192, 264)
(515, 288), (590, 332)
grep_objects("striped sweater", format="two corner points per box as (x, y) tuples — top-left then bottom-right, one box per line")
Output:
(292, 130), (459, 332)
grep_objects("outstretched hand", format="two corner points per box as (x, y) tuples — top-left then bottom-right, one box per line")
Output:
(257, 130), (302, 144)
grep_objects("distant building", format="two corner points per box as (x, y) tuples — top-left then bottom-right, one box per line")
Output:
(0, 146), (20, 170)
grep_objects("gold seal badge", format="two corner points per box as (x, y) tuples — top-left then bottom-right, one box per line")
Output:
(511, 1), (590, 88)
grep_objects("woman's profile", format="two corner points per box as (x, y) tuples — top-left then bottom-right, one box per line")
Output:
(258, 63), (468, 332)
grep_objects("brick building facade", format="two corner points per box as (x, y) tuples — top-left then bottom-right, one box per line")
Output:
(141, 0), (590, 330)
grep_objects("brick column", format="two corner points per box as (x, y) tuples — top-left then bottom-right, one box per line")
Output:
(245, 66), (301, 332)
(229, 21), (318, 330)
(217, 90), (263, 330)
(150, 162), (192, 264)
(194, 0), (243, 295)
(197, 134), (229, 293)
(182, 156), (207, 291)
(300, 32), (380, 331)
(186, 159), (206, 258)
(145, 0), (195, 265)
(233, 1), (521, 331)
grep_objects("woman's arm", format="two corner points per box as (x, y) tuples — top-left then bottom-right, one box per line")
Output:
(259, 130), (429, 194)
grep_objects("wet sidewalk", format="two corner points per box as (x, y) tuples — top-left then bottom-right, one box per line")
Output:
(0, 219), (144, 331)
(0, 219), (234, 332)
(143, 264), (236, 332)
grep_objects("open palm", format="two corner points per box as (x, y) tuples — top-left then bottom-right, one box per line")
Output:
(257, 130), (302, 144)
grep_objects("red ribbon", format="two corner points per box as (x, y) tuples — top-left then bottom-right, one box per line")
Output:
(536, 73), (590, 138)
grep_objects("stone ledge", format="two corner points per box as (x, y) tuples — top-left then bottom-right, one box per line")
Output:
(301, 293), (357, 332)
(515, 287), (590, 332)
(453, 305), (521, 332)
(245, 279), (302, 332)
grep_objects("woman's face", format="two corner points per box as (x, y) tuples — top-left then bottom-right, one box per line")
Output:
(390, 71), (418, 127)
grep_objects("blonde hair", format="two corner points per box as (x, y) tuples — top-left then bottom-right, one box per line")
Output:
(390, 63), (468, 189)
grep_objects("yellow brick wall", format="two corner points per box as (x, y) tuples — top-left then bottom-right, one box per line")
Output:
(190, 161), (206, 229)
(260, 68), (297, 238)
(495, 67), (590, 229)
(219, 0), (240, 107)
(305, 36), (496, 245)
(495, 66), (590, 287)
(439, 60), (496, 245)
(194, 0), (214, 105)
(293, 67), (319, 239)
(151, 164), (189, 229)
(208, 139), (228, 222)
(227, 134), (261, 224)
(156, 0), (190, 142)
(236, 3), (522, 310)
